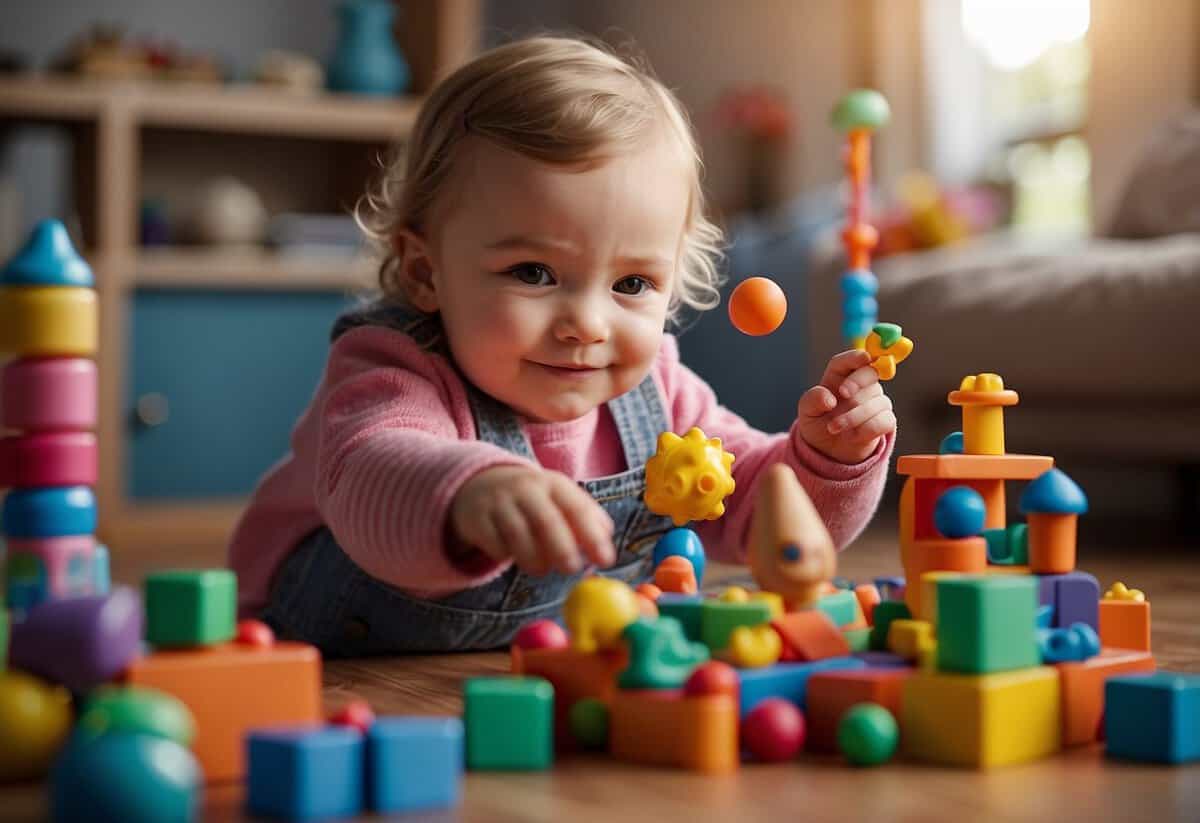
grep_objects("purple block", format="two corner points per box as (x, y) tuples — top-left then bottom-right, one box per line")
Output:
(9, 586), (143, 693)
(851, 651), (913, 668)
(1038, 572), (1100, 631)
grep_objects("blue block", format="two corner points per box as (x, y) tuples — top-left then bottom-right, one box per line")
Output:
(737, 657), (866, 716)
(1, 486), (96, 538)
(247, 726), (364, 820)
(367, 717), (462, 813)
(1105, 672), (1200, 764)
(1037, 571), (1099, 630)
(1, 219), (94, 287)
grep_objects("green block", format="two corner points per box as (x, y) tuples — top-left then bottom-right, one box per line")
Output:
(936, 576), (1040, 674)
(144, 569), (236, 648)
(619, 617), (709, 689)
(817, 589), (860, 628)
(464, 676), (554, 770)
(984, 524), (1029, 565)
(77, 686), (195, 746)
(657, 597), (703, 642)
(700, 600), (773, 651)
(869, 601), (911, 651)
(844, 626), (871, 653)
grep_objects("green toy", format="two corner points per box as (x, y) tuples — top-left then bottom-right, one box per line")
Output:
(618, 617), (709, 690)
(844, 626), (871, 653)
(816, 589), (859, 628)
(830, 89), (892, 132)
(937, 576), (1040, 674)
(838, 702), (899, 766)
(700, 601), (773, 651)
(144, 569), (236, 648)
(464, 676), (554, 770)
(983, 524), (1030, 565)
(656, 598), (703, 642)
(869, 600), (911, 651)
(569, 697), (609, 749)
(76, 686), (195, 747)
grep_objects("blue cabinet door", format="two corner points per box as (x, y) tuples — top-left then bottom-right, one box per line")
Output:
(127, 289), (354, 500)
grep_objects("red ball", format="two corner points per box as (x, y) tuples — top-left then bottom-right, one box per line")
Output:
(234, 619), (275, 648)
(513, 619), (569, 651)
(728, 276), (787, 336)
(742, 698), (805, 762)
(683, 661), (739, 698)
(329, 699), (375, 733)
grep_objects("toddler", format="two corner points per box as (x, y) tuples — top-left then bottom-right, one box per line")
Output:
(228, 36), (896, 656)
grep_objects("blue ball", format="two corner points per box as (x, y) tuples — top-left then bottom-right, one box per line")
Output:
(652, 528), (706, 584)
(933, 486), (986, 539)
(939, 431), (964, 455)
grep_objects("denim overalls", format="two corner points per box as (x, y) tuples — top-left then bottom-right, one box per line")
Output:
(260, 302), (674, 656)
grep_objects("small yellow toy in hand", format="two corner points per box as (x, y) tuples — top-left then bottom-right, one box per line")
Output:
(864, 322), (913, 381)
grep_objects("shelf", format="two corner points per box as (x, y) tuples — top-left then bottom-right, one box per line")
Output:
(136, 247), (377, 291)
(0, 74), (421, 141)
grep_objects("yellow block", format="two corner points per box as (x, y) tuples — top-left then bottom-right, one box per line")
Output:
(888, 619), (934, 660)
(902, 667), (1061, 768)
(0, 286), (97, 356)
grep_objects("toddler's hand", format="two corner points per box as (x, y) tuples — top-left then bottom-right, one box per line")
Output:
(796, 349), (896, 464)
(449, 466), (616, 576)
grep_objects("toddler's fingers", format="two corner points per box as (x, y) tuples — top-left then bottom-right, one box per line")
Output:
(490, 503), (545, 576)
(797, 385), (838, 418)
(516, 492), (582, 575)
(551, 479), (615, 567)
(454, 514), (508, 564)
(820, 349), (872, 390)
(836, 363), (881, 400)
(827, 392), (893, 435)
(850, 407), (897, 444)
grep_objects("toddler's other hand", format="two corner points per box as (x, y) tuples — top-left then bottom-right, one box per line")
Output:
(449, 466), (616, 576)
(796, 349), (896, 464)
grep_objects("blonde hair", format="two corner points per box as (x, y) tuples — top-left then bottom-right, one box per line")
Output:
(356, 35), (725, 323)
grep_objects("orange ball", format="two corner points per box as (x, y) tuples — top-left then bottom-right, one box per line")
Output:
(728, 276), (787, 336)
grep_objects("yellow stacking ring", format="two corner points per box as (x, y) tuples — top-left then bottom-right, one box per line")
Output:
(0, 286), (98, 357)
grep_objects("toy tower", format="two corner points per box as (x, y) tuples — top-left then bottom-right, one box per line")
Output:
(0, 220), (108, 613)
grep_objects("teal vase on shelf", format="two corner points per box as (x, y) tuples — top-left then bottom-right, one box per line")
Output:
(327, 0), (410, 96)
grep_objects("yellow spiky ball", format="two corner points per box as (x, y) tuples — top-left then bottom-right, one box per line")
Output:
(643, 427), (736, 526)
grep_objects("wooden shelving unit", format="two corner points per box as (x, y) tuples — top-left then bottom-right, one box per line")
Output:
(0, 0), (480, 553)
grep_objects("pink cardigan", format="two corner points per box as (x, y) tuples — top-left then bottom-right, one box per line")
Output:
(228, 329), (894, 614)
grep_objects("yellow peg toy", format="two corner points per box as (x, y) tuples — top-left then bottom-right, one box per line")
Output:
(947, 373), (1019, 456)
(864, 322), (913, 381)
(748, 463), (837, 610)
(644, 428), (736, 527)
(1104, 582), (1146, 602)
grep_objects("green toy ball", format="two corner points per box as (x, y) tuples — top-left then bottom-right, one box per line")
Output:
(569, 697), (609, 749)
(837, 702), (899, 766)
(830, 89), (891, 132)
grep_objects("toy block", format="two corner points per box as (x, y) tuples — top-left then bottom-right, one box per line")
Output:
(5, 535), (95, 605)
(936, 576), (1039, 674)
(984, 524), (1028, 565)
(652, 527), (706, 583)
(748, 462), (835, 610)
(947, 373), (1019, 455)
(0, 286), (98, 357)
(1099, 599), (1151, 651)
(912, 477), (1004, 540)
(873, 576), (905, 602)
(1056, 649), (1155, 746)
(806, 667), (912, 752)
(1105, 672), (1200, 764)
(1, 219), (94, 287)
(1037, 571), (1100, 631)
(512, 646), (626, 748)
(4, 552), (47, 614)
(816, 588), (859, 627)
(10, 587), (143, 693)
(901, 537), (987, 616)
(563, 576), (640, 653)
(366, 717), (462, 813)
(0, 432), (97, 487)
(656, 594), (704, 641)
(1, 485), (95, 538)
(700, 599), (773, 651)
(619, 617), (709, 689)
(869, 600), (911, 651)
(737, 657), (866, 716)
(93, 543), (110, 595)
(145, 569), (237, 648)
(722, 624), (782, 667)
(843, 626), (871, 652)
(609, 689), (738, 773)
(0, 670), (73, 781)
(854, 583), (881, 626)
(919, 570), (964, 622)
(125, 641), (322, 781)
(852, 650), (911, 668)
(902, 666), (1061, 768)
(771, 610), (850, 661)
(247, 726), (364, 820)
(464, 676), (554, 770)
(1021, 469), (1087, 574)
(0, 356), (97, 431)
(654, 555), (698, 594)
(50, 731), (200, 823)
(897, 453), (1054, 480)
(888, 619), (934, 661)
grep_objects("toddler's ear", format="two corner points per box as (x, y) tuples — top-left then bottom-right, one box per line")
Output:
(392, 228), (439, 312)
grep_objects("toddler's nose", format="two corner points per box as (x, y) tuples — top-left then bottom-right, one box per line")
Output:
(555, 299), (609, 344)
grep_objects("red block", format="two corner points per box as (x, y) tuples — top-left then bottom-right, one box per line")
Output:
(0, 432), (97, 487)
(805, 667), (913, 753)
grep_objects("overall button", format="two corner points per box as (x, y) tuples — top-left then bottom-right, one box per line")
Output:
(508, 587), (533, 608)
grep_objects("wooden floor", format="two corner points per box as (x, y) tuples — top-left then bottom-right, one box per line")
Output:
(6, 520), (1200, 822)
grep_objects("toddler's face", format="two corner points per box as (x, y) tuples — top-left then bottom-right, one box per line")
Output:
(425, 135), (690, 422)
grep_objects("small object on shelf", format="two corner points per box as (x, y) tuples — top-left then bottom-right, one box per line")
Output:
(328, 0), (411, 96)
(186, 176), (267, 247)
(256, 49), (325, 95)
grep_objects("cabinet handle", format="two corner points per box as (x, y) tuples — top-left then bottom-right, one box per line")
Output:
(134, 393), (170, 428)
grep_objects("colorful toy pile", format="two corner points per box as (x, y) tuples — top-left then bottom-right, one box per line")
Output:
(0, 220), (108, 614)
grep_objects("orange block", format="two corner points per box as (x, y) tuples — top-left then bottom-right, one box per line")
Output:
(654, 556), (698, 594)
(901, 537), (987, 617)
(806, 668), (913, 752)
(1027, 512), (1077, 574)
(1098, 600), (1151, 651)
(124, 642), (321, 782)
(512, 646), (627, 748)
(897, 453), (1054, 480)
(609, 690), (738, 773)
(854, 584), (881, 627)
(1056, 649), (1155, 746)
(770, 610), (850, 661)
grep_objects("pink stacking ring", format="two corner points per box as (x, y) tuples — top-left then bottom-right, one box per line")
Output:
(0, 431), (98, 487)
(1, 357), (97, 431)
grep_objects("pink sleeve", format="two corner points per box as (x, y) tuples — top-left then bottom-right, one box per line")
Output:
(652, 336), (894, 563)
(314, 328), (528, 593)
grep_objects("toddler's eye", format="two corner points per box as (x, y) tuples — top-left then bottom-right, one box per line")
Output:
(508, 263), (555, 286)
(614, 276), (651, 295)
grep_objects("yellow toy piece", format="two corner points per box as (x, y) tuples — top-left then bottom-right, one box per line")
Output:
(887, 618), (934, 661)
(947, 373), (1019, 456)
(0, 670), (74, 781)
(748, 463), (836, 609)
(644, 427), (736, 527)
(718, 586), (750, 603)
(864, 322), (913, 381)
(723, 624), (782, 668)
(750, 591), (784, 619)
(1104, 581), (1145, 602)
(0, 286), (98, 357)
(563, 577), (641, 654)
(902, 666), (1061, 768)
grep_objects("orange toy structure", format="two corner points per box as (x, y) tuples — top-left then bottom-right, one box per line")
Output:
(1099, 599), (1152, 652)
(609, 690), (739, 773)
(643, 427), (736, 527)
(728, 276), (787, 337)
(748, 463), (836, 610)
(124, 641), (321, 782)
(514, 647), (628, 749)
(806, 668), (912, 752)
(1056, 649), (1155, 745)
